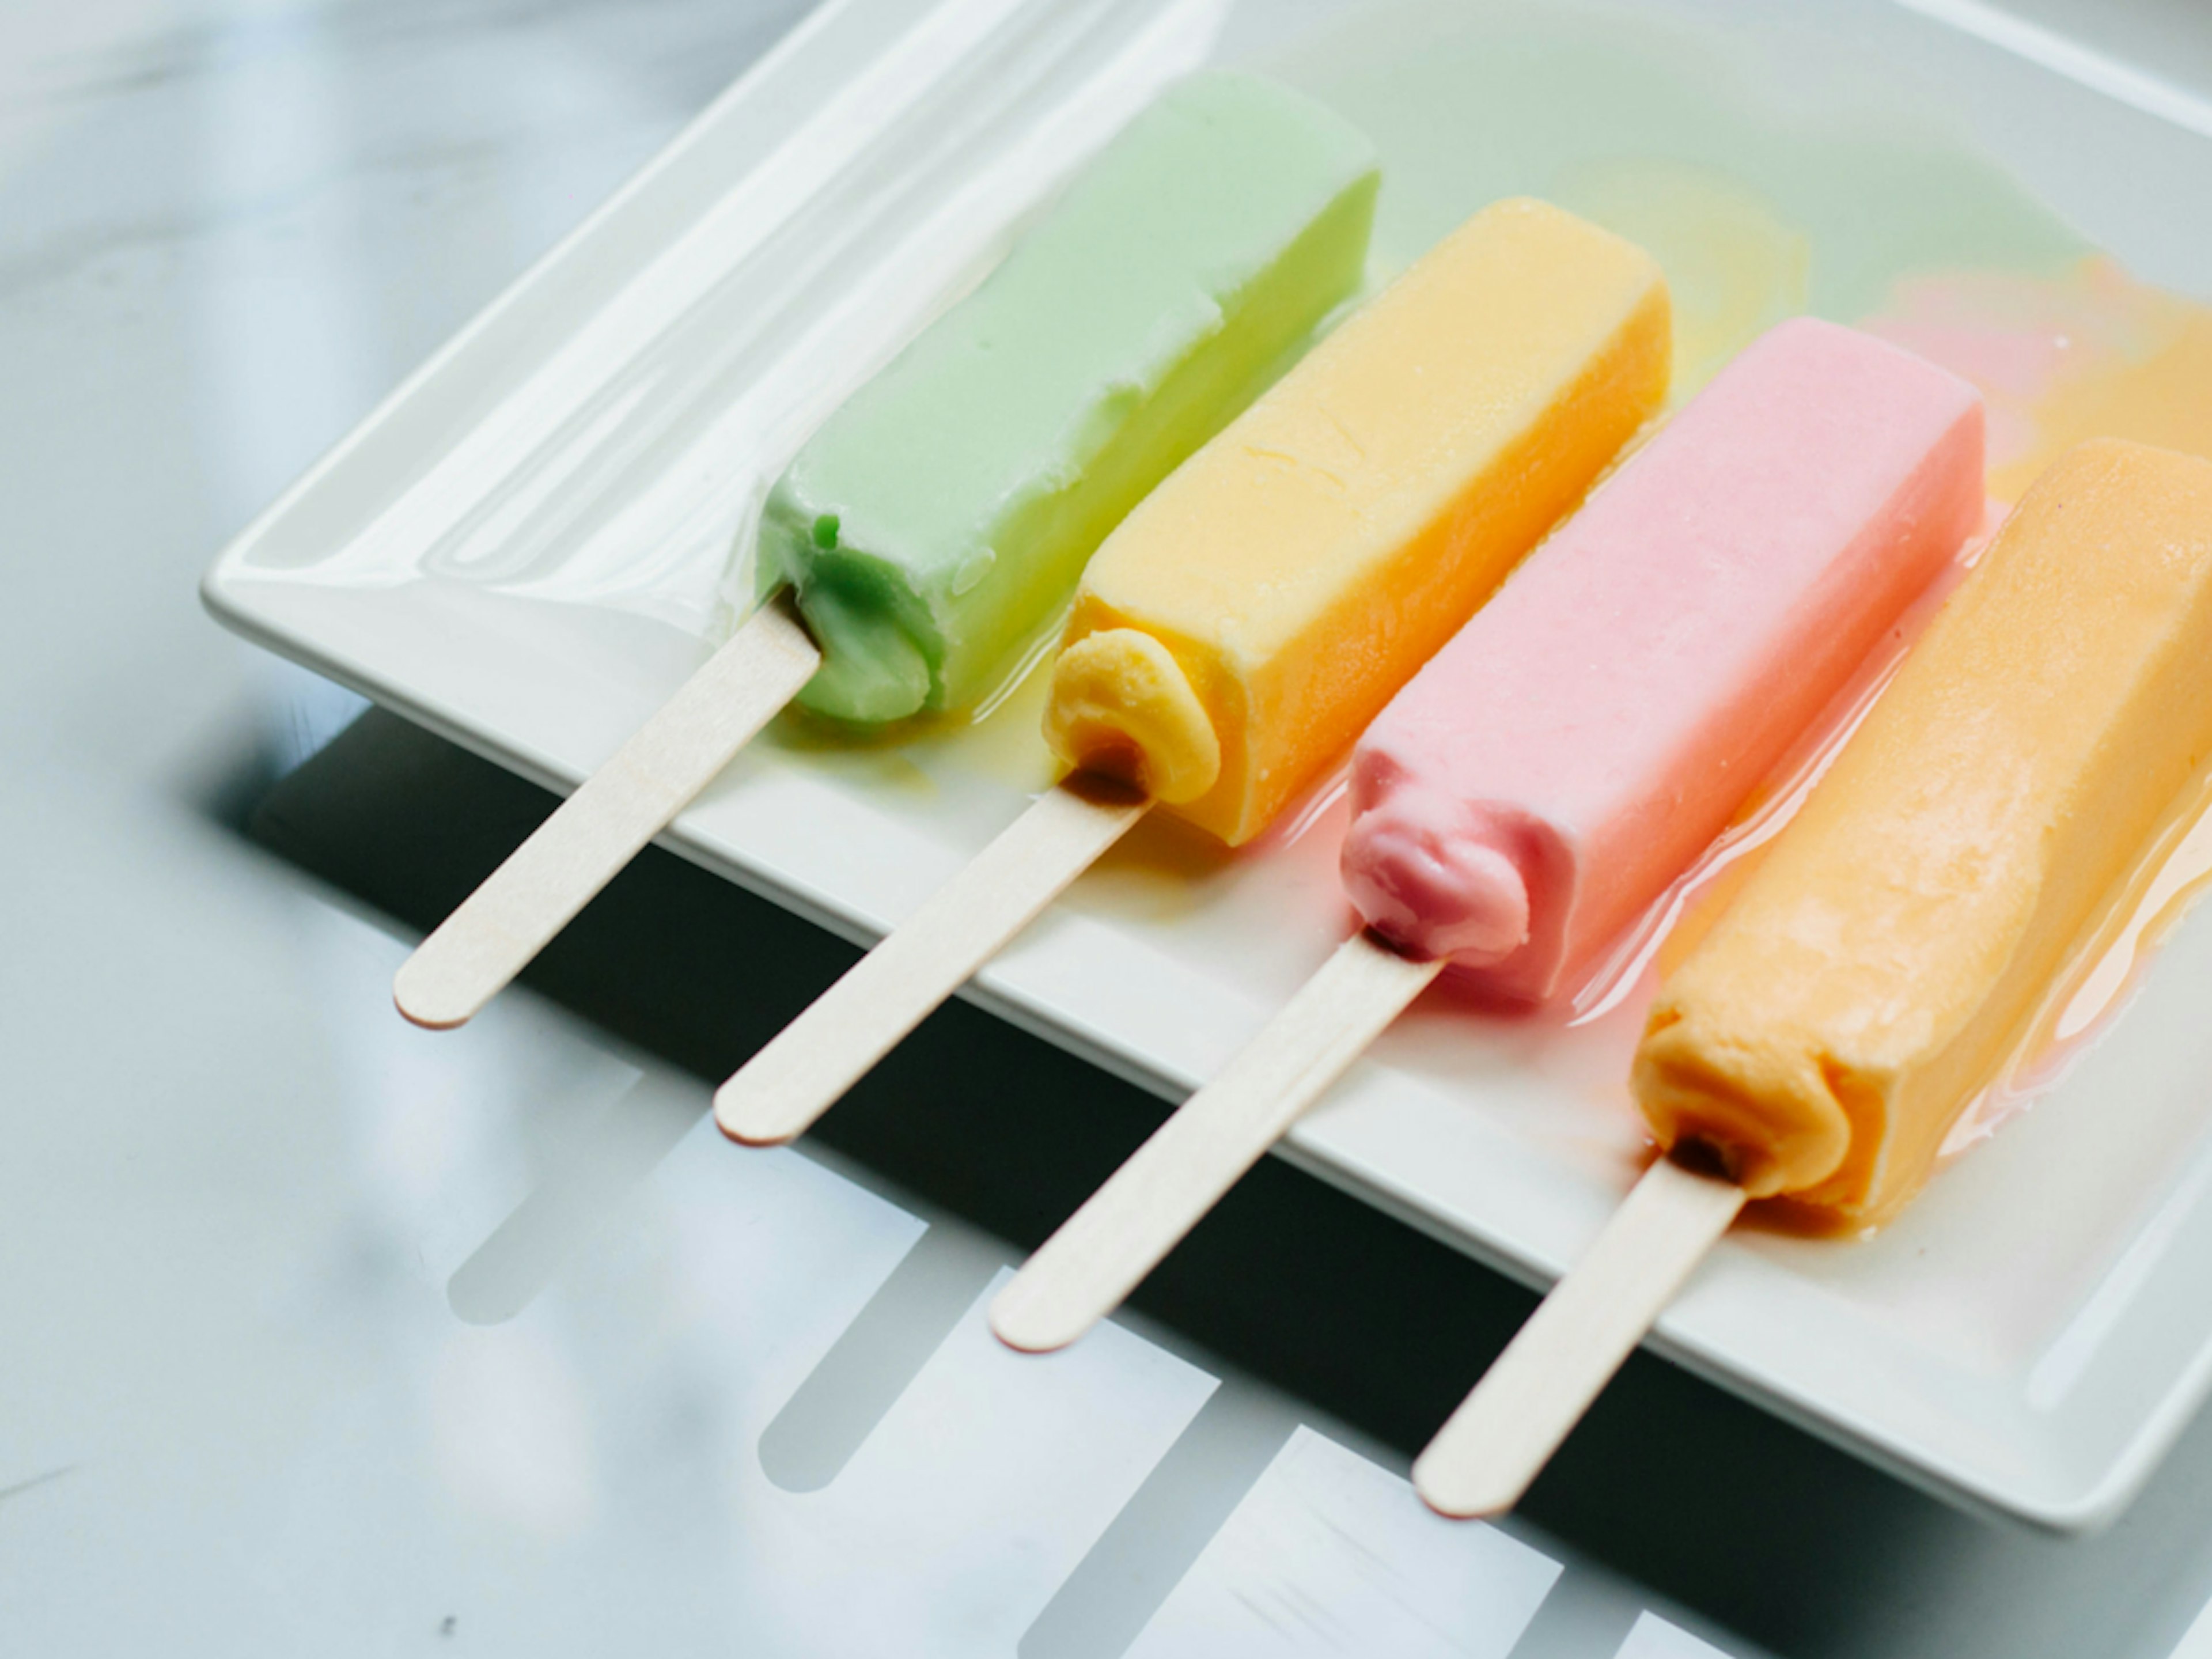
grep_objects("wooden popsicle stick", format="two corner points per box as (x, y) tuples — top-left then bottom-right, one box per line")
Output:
(990, 930), (1443, 1354)
(393, 594), (821, 1030)
(1411, 1154), (1747, 1518)
(714, 773), (1151, 1146)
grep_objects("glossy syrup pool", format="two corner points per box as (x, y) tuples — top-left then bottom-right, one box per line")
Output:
(978, 1), (2212, 1221)
(237, 0), (2212, 1252)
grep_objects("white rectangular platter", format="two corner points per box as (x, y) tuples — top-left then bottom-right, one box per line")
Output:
(202, 0), (2212, 1528)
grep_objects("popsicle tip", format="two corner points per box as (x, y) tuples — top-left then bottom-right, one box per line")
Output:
(1441, 842), (1532, 962)
(1045, 629), (1220, 806)
(1342, 803), (1530, 966)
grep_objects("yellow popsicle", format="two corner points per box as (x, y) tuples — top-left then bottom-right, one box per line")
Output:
(1044, 197), (1672, 846)
(1636, 438), (2212, 1228)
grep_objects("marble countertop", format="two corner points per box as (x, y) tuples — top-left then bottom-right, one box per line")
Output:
(10, 2), (2212, 1655)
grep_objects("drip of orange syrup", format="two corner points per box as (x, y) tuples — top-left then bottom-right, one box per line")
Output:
(1541, 531), (2212, 1224)
(1548, 259), (2212, 1224)
(1940, 762), (2212, 1163)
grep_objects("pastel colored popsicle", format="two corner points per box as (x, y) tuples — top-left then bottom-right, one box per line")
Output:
(1343, 317), (1986, 1002)
(760, 69), (1380, 724)
(717, 197), (1672, 1146)
(1637, 436), (2212, 1226)
(990, 317), (1984, 1357)
(1045, 195), (1672, 845)
(1416, 438), (2212, 1522)
(393, 69), (1378, 1028)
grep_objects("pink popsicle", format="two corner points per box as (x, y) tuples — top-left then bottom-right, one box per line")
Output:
(1340, 317), (1985, 1001)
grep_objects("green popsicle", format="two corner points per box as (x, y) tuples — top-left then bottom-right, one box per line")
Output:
(755, 70), (1381, 725)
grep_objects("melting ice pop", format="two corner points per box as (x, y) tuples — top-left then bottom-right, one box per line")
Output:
(760, 72), (1380, 725)
(1639, 437), (2212, 1225)
(1418, 437), (2212, 1520)
(1344, 317), (1984, 999)
(990, 319), (1985, 1355)
(390, 70), (1380, 1027)
(716, 197), (1672, 1145)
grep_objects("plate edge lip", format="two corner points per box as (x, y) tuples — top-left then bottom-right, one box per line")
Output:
(198, 0), (868, 600)
(1263, 1128), (2184, 1536)
(205, 559), (2204, 1535)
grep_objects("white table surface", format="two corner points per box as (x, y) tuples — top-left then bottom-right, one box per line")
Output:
(10, 2), (2212, 1654)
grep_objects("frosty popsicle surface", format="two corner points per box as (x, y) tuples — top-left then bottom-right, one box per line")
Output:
(1343, 317), (1985, 1001)
(1044, 196), (1672, 845)
(718, 197), (1670, 1147)
(1637, 437), (2212, 1227)
(759, 70), (1379, 725)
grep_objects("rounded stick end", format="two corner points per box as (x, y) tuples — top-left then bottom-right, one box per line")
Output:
(987, 1277), (1092, 1355)
(392, 953), (479, 1031)
(713, 1075), (802, 1146)
(1410, 1437), (1527, 1520)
